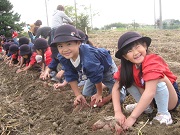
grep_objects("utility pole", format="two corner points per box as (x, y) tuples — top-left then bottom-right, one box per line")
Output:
(74, 0), (77, 28)
(89, 1), (93, 30)
(45, 0), (49, 26)
(132, 20), (135, 30)
(154, 0), (156, 28)
(159, 0), (163, 29)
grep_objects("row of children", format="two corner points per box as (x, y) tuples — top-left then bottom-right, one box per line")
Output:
(1, 24), (180, 133)
(0, 35), (59, 85)
(0, 27), (95, 89)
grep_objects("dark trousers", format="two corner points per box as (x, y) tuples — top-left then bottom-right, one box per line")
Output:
(28, 31), (34, 43)
(50, 28), (57, 44)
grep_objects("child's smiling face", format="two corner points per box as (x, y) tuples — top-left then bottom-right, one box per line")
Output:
(123, 42), (147, 66)
(57, 41), (81, 61)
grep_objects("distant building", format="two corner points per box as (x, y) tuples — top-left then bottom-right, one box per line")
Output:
(111, 27), (116, 30)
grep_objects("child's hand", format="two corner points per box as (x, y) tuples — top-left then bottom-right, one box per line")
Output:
(9, 63), (13, 67)
(15, 65), (21, 68)
(53, 82), (66, 89)
(122, 115), (137, 130)
(91, 94), (102, 104)
(6, 61), (9, 64)
(73, 95), (90, 112)
(114, 113), (127, 135)
(39, 72), (45, 79)
(14, 64), (20, 67)
(16, 69), (23, 73)
(74, 94), (87, 106)
(115, 112), (126, 126)
(42, 71), (50, 80)
(115, 123), (125, 135)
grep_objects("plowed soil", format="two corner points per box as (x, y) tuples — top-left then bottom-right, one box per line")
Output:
(0, 30), (180, 135)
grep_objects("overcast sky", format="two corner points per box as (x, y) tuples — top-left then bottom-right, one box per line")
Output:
(9, 0), (180, 28)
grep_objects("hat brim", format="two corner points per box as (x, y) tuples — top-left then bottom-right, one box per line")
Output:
(115, 37), (151, 59)
(50, 35), (83, 47)
(9, 50), (18, 55)
(20, 52), (30, 56)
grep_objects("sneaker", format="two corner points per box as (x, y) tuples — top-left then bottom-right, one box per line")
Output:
(125, 103), (153, 114)
(153, 113), (173, 125)
(49, 71), (57, 77)
(51, 76), (59, 82)
(78, 80), (86, 87)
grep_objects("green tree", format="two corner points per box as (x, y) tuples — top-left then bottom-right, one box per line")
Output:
(65, 6), (75, 20)
(76, 13), (89, 32)
(163, 19), (180, 29)
(0, 0), (25, 37)
(104, 22), (127, 30)
(65, 5), (91, 33)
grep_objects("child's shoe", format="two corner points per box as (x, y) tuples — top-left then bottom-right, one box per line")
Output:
(78, 80), (86, 87)
(125, 103), (153, 114)
(152, 113), (173, 125)
(49, 71), (57, 77)
(50, 76), (59, 82)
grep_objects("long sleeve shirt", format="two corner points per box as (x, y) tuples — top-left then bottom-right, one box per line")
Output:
(51, 44), (113, 84)
(51, 10), (73, 29)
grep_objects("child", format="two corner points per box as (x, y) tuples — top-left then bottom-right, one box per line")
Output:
(2, 42), (11, 62)
(33, 38), (52, 78)
(42, 47), (64, 80)
(42, 30), (91, 89)
(50, 24), (126, 107)
(18, 37), (34, 51)
(28, 20), (42, 43)
(43, 45), (66, 84)
(0, 37), (4, 51)
(16, 44), (41, 73)
(112, 31), (180, 132)
(11, 29), (19, 45)
(0, 37), (5, 60)
(43, 46), (84, 89)
(33, 26), (51, 44)
(16, 44), (38, 73)
(8, 44), (20, 67)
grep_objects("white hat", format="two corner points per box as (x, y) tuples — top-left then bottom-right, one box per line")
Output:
(35, 55), (42, 63)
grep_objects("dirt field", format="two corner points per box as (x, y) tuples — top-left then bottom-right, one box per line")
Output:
(0, 30), (180, 135)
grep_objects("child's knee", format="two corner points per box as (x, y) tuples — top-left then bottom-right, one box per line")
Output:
(156, 82), (167, 91)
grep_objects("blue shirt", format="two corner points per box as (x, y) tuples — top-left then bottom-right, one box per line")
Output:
(48, 57), (63, 71)
(49, 44), (113, 84)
